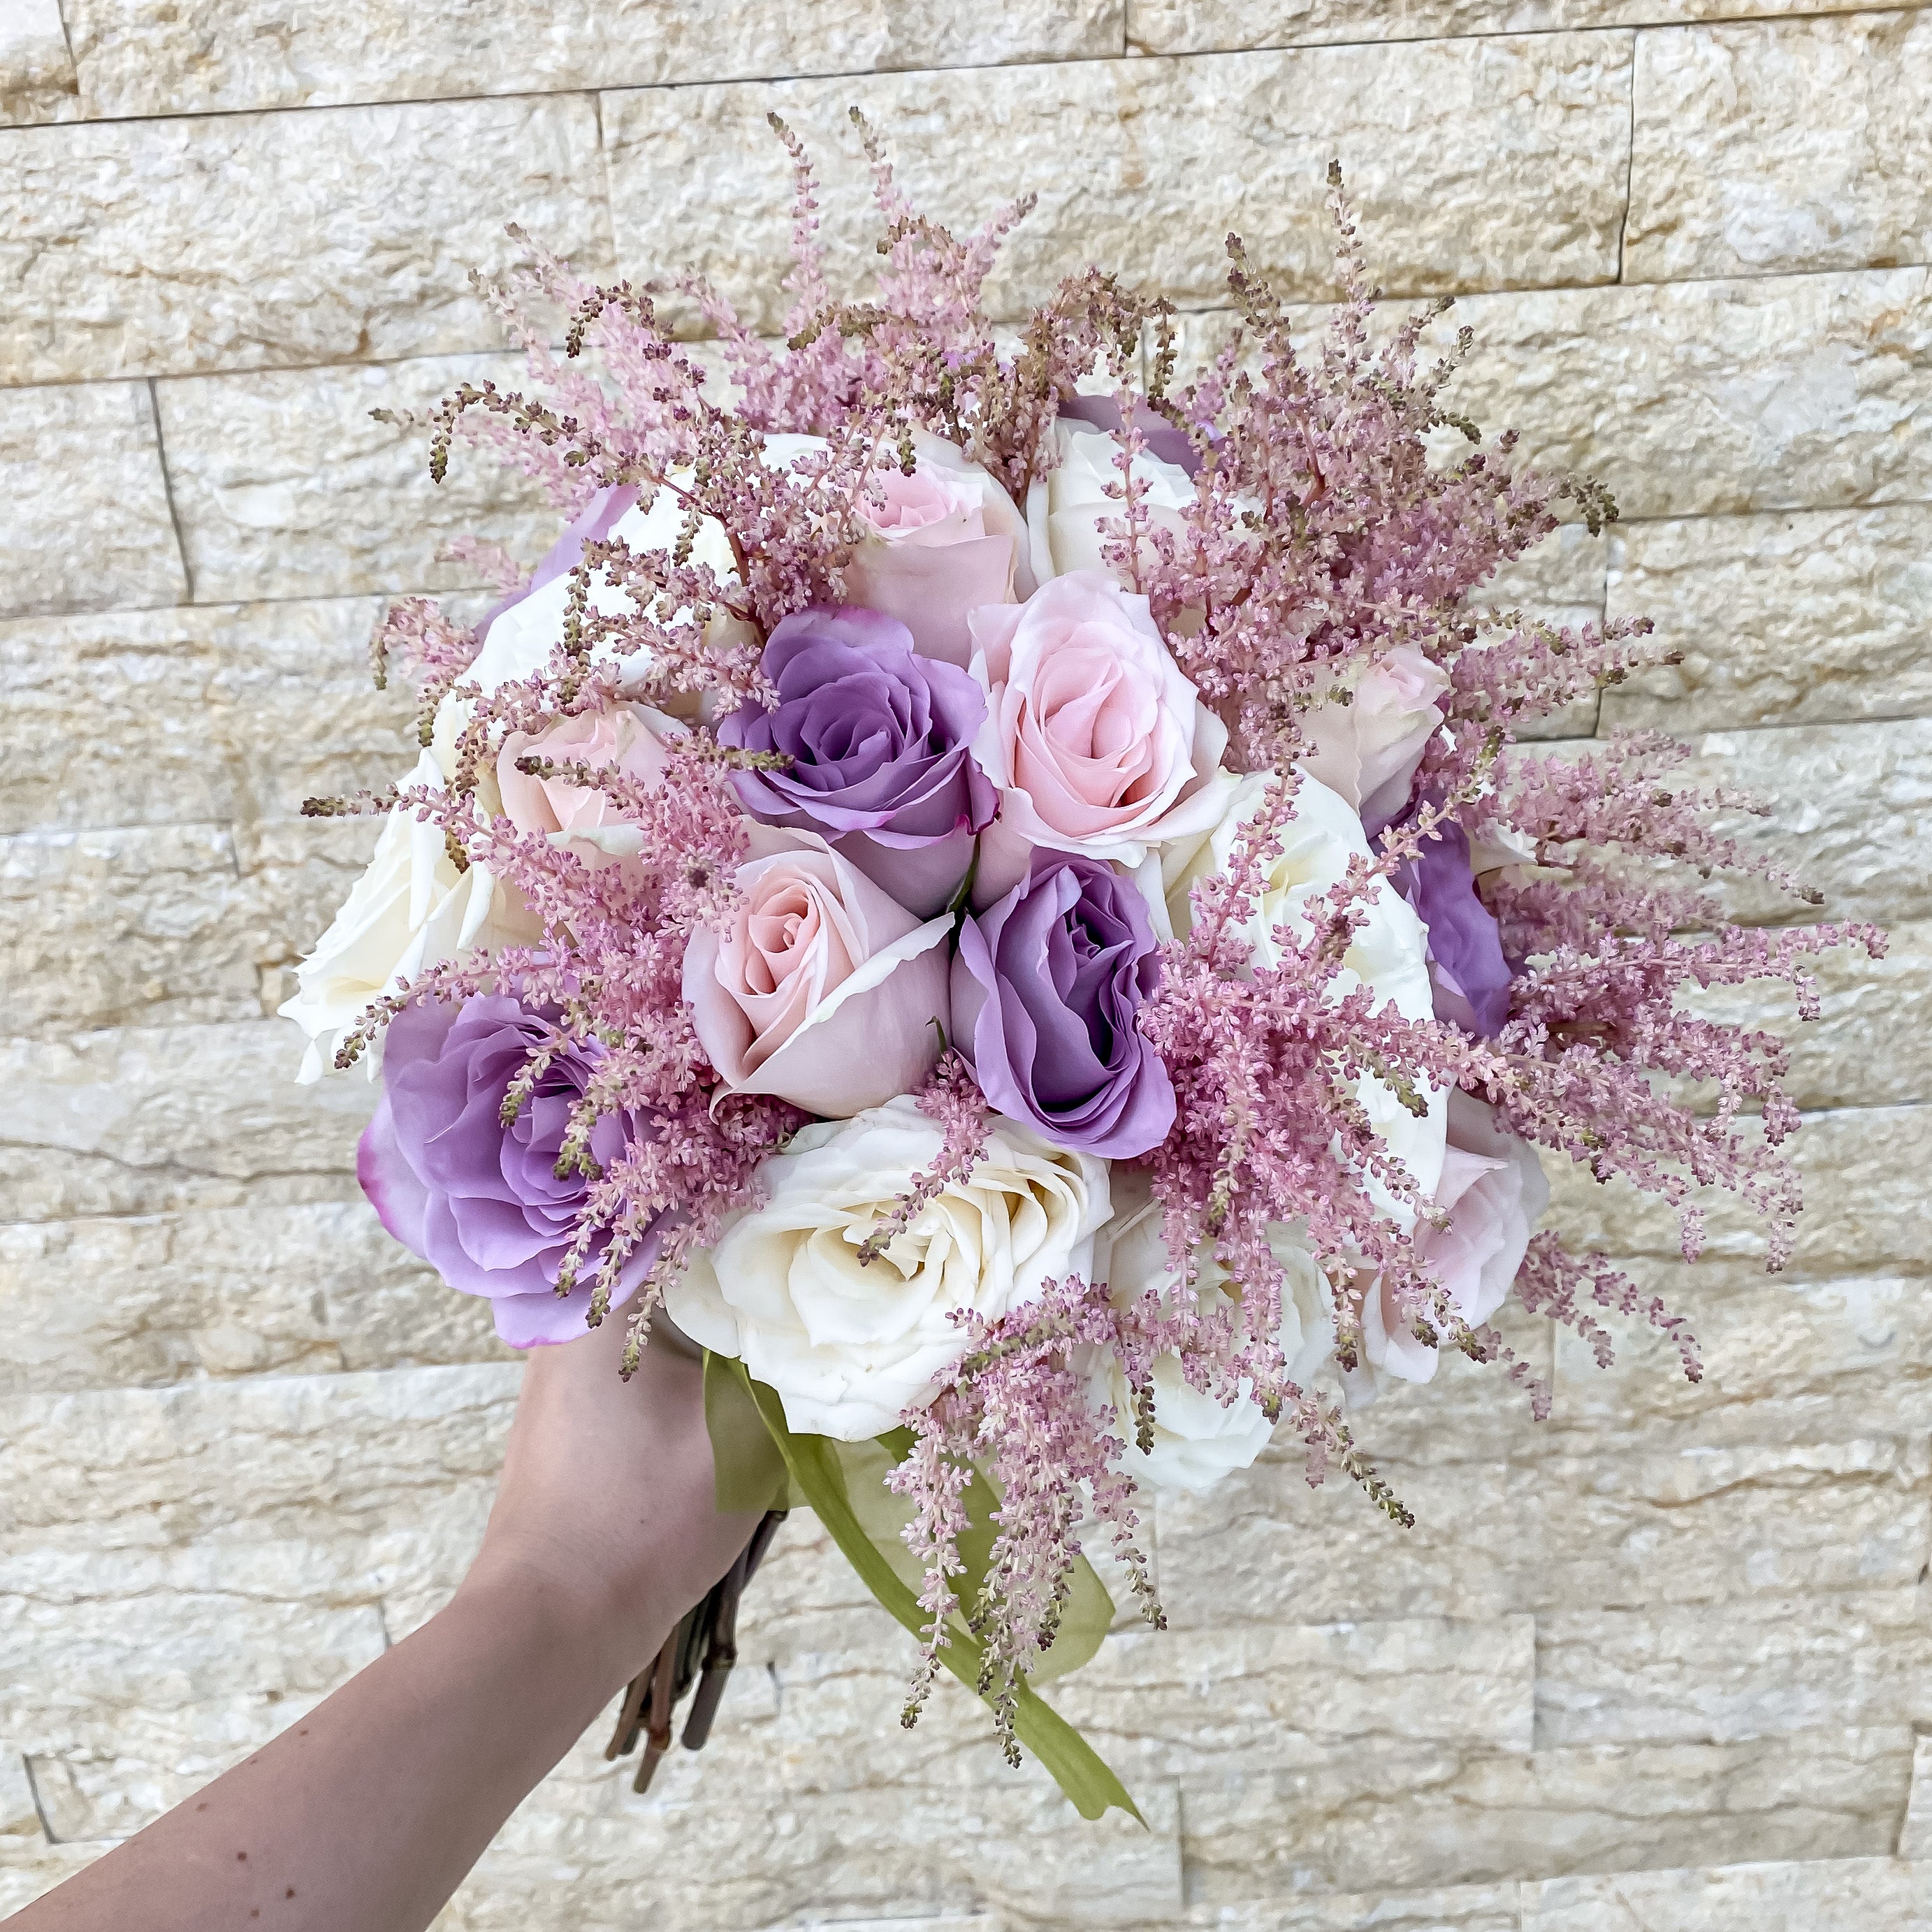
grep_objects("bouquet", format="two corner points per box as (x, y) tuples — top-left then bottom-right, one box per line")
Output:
(280, 120), (1880, 1820)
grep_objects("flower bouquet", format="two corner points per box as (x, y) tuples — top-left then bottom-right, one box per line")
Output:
(282, 121), (1880, 1819)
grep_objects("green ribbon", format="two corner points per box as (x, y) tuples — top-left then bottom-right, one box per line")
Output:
(703, 1352), (1141, 1823)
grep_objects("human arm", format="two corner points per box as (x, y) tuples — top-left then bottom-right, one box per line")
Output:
(11, 1314), (756, 1932)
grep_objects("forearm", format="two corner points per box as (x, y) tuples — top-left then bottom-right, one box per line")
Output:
(13, 1564), (664, 1932)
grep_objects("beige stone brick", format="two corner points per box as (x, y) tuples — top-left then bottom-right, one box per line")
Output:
(1128, 1), (1929, 56)
(0, 382), (185, 618)
(0, 1849), (95, 1917)
(154, 354), (565, 604)
(604, 34), (1632, 337)
(0, 96), (611, 384)
(1541, 1103), (1930, 1284)
(0, 0), (76, 126)
(1627, 15), (1932, 286)
(0, 1200), (508, 1395)
(0, 1020), (370, 1222)
(1520, 1854), (1932, 1931)
(1601, 504), (1932, 733)
(0, 598), (415, 836)
(1535, 1591), (1932, 1749)
(62, 0), (1125, 120)
(1902, 1733), (1932, 1859)
(1155, 1429), (1930, 1629)
(1172, 268), (1932, 519)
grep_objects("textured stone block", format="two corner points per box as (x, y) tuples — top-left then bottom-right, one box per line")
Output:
(1601, 504), (1932, 733)
(604, 34), (1632, 336)
(0, 383), (185, 618)
(1534, 1591), (1932, 1750)
(1541, 1103), (1931, 1286)
(1127, 1), (1922, 56)
(1682, 720), (1932, 928)
(155, 354), (563, 604)
(62, 0), (1125, 119)
(0, 1021), (372, 1222)
(1173, 268), (1932, 520)
(0, 825), (259, 1038)
(1627, 15), (1932, 285)
(1155, 1428), (1930, 1629)
(1902, 1734), (1932, 1859)
(0, 96), (611, 384)
(0, 598), (416, 836)
(0, 0), (76, 124)
(1521, 1854), (1932, 1932)
(0, 1201), (508, 1395)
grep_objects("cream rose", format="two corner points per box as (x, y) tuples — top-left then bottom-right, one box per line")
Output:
(495, 702), (684, 870)
(843, 430), (1033, 667)
(1349, 1092), (1549, 1393)
(1298, 646), (1450, 832)
(278, 750), (539, 1084)
(465, 433), (829, 698)
(1026, 420), (1196, 588)
(966, 570), (1235, 903)
(1164, 771), (1448, 1216)
(666, 1097), (1110, 1438)
(1086, 1170), (1335, 1495)
(683, 829), (952, 1119)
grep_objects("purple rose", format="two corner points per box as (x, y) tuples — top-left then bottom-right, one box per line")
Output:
(1400, 822), (1513, 1039)
(358, 994), (664, 1347)
(952, 851), (1176, 1159)
(720, 605), (996, 915)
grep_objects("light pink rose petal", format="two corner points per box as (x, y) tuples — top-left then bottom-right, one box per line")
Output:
(843, 532), (1017, 669)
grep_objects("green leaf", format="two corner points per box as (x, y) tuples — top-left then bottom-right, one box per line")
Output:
(704, 1348), (803, 1513)
(709, 1356), (1141, 1824)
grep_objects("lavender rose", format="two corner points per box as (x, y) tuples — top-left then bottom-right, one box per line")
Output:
(952, 850), (1175, 1159)
(1399, 821), (1513, 1039)
(358, 994), (663, 1347)
(720, 605), (996, 917)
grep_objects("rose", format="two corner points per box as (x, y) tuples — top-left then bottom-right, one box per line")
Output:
(496, 702), (685, 871)
(842, 430), (1034, 667)
(358, 994), (667, 1346)
(1025, 419), (1197, 588)
(952, 851), (1175, 1159)
(1397, 820), (1513, 1038)
(1163, 771), (1447, 1216)
(664, 1096), (1109, 1438)
(683, 829), (952, 1117)
(1298, 646), (1450, 834)
(279, 749), (539, 1084)
(465, 434), (829, 697)
(718, 606), (996, 917)
(1084, 1169), (1333, 1494)
(966, 570), (1235, 903)
(1350, 1092), (1548, 1390)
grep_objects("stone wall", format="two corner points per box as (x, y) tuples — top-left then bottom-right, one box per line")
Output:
(2, 4), (1929, 1927)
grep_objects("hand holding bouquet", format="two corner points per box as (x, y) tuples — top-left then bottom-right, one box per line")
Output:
(281, 124), (1879, 1817)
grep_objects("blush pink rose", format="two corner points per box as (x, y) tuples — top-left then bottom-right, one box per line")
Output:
(966, 570), (1233, 903)
(496, 704), (683, 869)
(1299, 646), (1451, 835)
(683, 829), (952, 1118)
(843, 431), (1033, 668)
(1355, 1091), (1549, 1388)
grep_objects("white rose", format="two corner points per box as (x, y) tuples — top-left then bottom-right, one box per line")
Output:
(665, 1097), (1110, 1440)
(1025, 421), (1195, 588)
(466, 434), (829, 697)
(1163, 771), (1448, 1218)
(278, 750), (538, 1083)
(1085, 1169), (1334, 1495)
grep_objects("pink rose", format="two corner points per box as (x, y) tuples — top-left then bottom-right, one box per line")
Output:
(496, 704), (683, 869)
(1354, 1091), (1549, 1388)
(683, 829), (952, 1118)
(966, 571), (1233, 903)
(843, 431), (1033, 669)
(1299, 646), (1450, 834)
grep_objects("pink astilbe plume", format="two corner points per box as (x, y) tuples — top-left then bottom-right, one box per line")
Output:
(313, 122), (1884, 1764)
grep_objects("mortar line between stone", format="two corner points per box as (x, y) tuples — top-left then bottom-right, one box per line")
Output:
(145, 376), (195, 607)
(1615, 27), (1638, 285)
